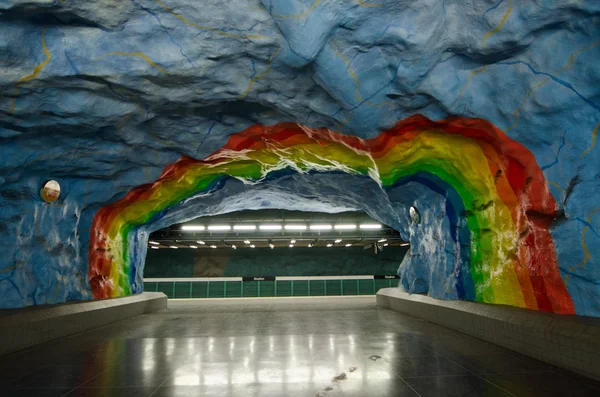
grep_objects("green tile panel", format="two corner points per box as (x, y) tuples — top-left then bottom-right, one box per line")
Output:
(144, 277), (397, 299)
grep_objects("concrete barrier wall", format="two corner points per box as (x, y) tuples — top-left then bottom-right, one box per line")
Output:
(0, 292), (167, 356)
(377, 288), (600, 381)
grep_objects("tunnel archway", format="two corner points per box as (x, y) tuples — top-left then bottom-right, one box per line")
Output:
(89, 115), (574, 314)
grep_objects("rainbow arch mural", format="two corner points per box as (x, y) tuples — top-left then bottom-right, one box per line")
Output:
(89, 115), (575, 314)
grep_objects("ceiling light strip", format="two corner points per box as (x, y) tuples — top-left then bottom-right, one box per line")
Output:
(233, 225), (256, 231)
(310, 224), (332, 230)
(284, 224), (307, 230)
(334, 224), (356, 230)
(181, 225), (205, 231)
(207, 225), (230, 231)
(259, 224), (282, 230)
(359, 224), (382, 229)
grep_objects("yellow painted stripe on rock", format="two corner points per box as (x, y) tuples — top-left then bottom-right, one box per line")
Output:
(154, 0), (269, 39)
(481, 0), (513, 48)
(9, 29), (51, 114)
(93, 52), (169, 75)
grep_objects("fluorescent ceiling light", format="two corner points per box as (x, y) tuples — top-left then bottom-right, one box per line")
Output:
(290, 239), (296, 244)
(334, 224), (356, 230)
(285, 224), (307, 230)
(233, 225), (256, 231)
(231, 245), (237, 249)
(196, 240), (206, 245)
(378, 238), (387, 243)
(360, 224), (382, 229)
(345, 243), (352, 247)
(250, 244), (256, 248)
(334, 239), (342, 243)
(210, 245), (217, 249)
(169, 246), (178, 249)
(149, 241), (160, 245)
(310, 224), (332, 230)
(400, 242), (410, 246)
(182, 225), (205, 231)
(189, 245), (198, 249)
(289, 244), (294, 248)
(244, 240), (251, 245)
(208, 225), (230, 231)
(151, 246), (159, 249)
(259, 224), (282, 230)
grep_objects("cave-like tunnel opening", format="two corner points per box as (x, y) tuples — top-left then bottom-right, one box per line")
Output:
(88, 118), (573, 314)
(142, 209), (411, 299)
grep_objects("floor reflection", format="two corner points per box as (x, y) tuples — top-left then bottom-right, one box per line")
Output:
(0, 297), (598, 397)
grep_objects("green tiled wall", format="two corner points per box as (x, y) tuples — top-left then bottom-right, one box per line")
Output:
(145, 278), (397, 299)
(145, 246), (408, 278)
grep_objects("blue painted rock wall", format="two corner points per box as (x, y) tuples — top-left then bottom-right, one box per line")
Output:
(0, 0), (598, 315)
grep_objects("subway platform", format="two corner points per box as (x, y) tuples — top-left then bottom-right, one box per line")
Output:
(1, 296), (598, 397)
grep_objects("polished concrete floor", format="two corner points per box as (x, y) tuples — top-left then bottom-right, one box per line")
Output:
(1, 296), (599, 397)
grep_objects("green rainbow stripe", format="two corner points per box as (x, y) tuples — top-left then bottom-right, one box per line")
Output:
(89, 115), (575, 314)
